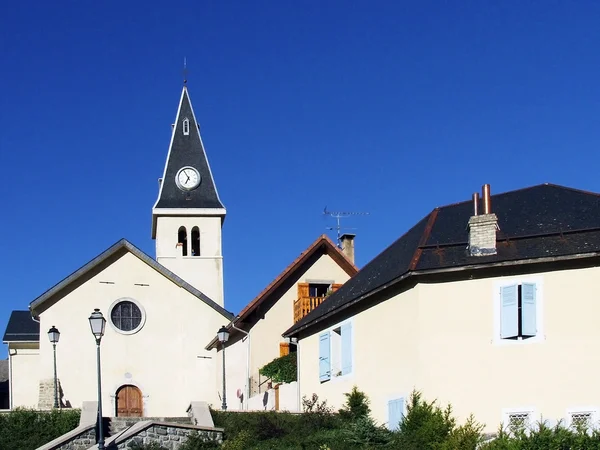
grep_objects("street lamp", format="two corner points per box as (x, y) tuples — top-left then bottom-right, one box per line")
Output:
(217, 325), (230, 411)
(89, 309), (106, 450)
(47, 326), (60, 409)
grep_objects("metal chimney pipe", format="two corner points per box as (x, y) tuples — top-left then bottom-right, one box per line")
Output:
(482, 184), (491, 214)
(472, 193), (479, 216)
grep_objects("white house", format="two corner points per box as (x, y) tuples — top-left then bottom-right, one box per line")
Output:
(205, 234), (358, 412)
(3, 85), (234, 417)
(285, 183), (600, 432)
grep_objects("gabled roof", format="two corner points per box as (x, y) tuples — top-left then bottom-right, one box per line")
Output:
(29, 239), (234, 320)
(205, 234), (357, 349)
(152, 86), (225, 237)
(285, 184), (600, 337)
(3, 310), (40, 342)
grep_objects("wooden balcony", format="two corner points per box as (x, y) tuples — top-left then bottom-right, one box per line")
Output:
(294, 296), (327, 323)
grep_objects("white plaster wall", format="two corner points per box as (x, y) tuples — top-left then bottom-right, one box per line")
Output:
(298, 265), (600, 431)
(155, 216), (224, 306)
(278, 382), (299, 412)
(214, 336), (248, 412)
(37, 251), (229, 417)
(9, 345), (40, 409)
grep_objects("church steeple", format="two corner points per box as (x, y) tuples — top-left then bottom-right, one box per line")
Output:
(152, 86), (225, 230)
(152, 86), (226, 306)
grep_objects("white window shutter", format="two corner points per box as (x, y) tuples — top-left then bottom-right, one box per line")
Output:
(387, 398), (405, 430)
(341, 322), (353, 375)
(319, 332), (331, 382)
(521, 283), (537, 337)
(500, 284), (519, 338)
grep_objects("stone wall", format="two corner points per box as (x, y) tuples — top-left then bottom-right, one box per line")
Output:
(116, 424), (223, 450)
(38, 378), (61, 410)
(52, 426), (96, 450)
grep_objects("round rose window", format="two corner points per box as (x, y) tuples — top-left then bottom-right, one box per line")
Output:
(110, 300), (143, 333)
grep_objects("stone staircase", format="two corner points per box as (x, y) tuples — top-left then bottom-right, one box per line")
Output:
(108, 416), (193, 436)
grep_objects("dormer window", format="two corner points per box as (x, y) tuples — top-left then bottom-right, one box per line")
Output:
(183, 118), (190, 135)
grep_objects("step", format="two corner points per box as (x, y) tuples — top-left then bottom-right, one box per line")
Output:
(108, 416), (193, 436)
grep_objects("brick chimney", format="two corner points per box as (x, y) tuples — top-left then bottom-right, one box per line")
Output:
(468, 184), (498, 256)
(340, 234), (355, 264)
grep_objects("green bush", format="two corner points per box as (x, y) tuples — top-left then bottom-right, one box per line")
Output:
(258, 352), (297, 383)
(0, 408), (81, 450)
(338, 385), (371, 422)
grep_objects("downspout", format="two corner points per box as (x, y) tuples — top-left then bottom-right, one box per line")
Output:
(230, 320), (250, 411)
(8, 349), (14, 409)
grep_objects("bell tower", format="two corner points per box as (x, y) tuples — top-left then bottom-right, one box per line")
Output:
(152, 85), (226, 306)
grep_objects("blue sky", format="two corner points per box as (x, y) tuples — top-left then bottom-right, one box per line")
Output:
(1, 1), (600, 357)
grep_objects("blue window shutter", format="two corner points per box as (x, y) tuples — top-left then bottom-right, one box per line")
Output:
(388, 398), (405, 431)
(501, 284), (518, 339)
(319, 332), (331, 382)
(341, 322), (353, 375)
(521, 283), (537, 337)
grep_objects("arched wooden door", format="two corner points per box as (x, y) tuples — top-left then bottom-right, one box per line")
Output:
(116, 385), (143, 417)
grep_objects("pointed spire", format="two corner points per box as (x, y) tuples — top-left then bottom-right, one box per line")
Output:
(152, 86), (225, 236)
(183, 57), (188, 86)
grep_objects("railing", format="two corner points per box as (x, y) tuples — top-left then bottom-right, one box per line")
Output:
(293, 296), (328, 323)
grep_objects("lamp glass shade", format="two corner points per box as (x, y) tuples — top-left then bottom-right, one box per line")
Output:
(88, 309), (106, 339)
(217, 325), (229, 343)
(48, 326), (60, 344)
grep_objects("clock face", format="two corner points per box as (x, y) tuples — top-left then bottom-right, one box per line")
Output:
(175, 167), (201, 191)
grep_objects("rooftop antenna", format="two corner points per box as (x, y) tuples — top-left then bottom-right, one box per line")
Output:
(323, 207), (369, 248)
(183, 57), (188, 85)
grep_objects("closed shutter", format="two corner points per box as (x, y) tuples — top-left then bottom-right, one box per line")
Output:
(341, 322), (353, 375)
(319, 332), (331, 382)
(388, 398), (405, 430)
(521, 283), (537, 337)
(280, 342), (290, 357)
(298, 283), (309, 298)
(500, 284), (518, 339)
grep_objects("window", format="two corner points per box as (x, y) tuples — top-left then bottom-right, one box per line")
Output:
(568, 409), (598, 431)
(318, 320), (353, 382)
(309, 283), (330, 297)
(178, 227), (188, 256)
(501, 283), (537, 340)
(191, 227), (200, 256)
(183, 118), (190, 135)
(387, 397), (405, 430)
(503, 408), (535, 434)
(110, 299), (145, 334)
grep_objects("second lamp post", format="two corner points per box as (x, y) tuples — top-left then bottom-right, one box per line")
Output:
(89, 309), (106, 450)
(217, 325), (230, 410)
(47, 326), (60, 409)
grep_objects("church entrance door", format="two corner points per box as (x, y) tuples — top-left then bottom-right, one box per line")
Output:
(116, 385), (143, 417)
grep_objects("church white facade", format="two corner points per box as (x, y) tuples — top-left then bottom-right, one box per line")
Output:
(3, 86), (234, 417)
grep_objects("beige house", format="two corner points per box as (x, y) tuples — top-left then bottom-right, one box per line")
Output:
(3, 85), (234, 416)
(206, 234), (358, 411)
(285, 183), (600, 432)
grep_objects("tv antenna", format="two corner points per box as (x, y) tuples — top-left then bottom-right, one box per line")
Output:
(323, 208), (369, 247)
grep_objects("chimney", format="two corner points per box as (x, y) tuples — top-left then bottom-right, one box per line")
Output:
(468, 184), (498, 256)
(340, 234), (355, 264)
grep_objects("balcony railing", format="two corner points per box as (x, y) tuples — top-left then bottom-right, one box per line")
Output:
(294, 296), (327, 323)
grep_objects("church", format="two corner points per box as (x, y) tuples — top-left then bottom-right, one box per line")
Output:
(3, 85), (236, 417)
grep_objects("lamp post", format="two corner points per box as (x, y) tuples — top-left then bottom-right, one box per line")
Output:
(47, 326), (60, 409)
(89, 309), (106, 450)
(217, 325), (230, 411)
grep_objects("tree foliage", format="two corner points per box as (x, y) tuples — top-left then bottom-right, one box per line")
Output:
(258, 352), (297, 383)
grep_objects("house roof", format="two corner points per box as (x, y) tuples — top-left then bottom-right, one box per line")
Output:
(28, 239), (234, 321)
(152, 86), (225, 236)
(3, 310), (40, 342)
(285, 183), (600, 337)
(205, 234), (358, 349)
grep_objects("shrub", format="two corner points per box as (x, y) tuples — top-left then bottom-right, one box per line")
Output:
(0, 408), (81, 450)
(258, 352), (297, 383)
(338, 385), (371, 422)
(179, 431), (222, 449)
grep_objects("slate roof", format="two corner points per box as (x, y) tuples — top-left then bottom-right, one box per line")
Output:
(28, 239), (234, 321)
(285, 184), (600, 336)
(3, 310), (40, 342)
(205, 235), (357, 349)
(153, 86), (224, 214)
